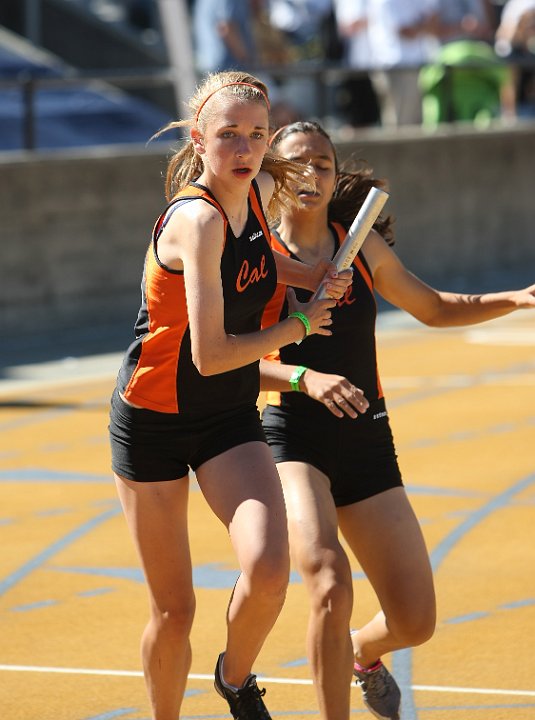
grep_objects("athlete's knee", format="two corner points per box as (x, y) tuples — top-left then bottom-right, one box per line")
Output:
(388, 603), (436, 647)
(150, 592), (196, 637)
(306, 556), (353, 621)
(398, 615), (436, 647)
(245, 548), (290, 600)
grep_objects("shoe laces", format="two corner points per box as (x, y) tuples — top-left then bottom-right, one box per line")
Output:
(232, 679), (270, 720)
(362, 666), (390, 698)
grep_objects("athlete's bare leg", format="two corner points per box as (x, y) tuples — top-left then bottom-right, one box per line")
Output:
(115, 472), (194, 720)
(337, 487), (436, 668)
(276, 461), (354, 720)
(196, 441), (290, 687)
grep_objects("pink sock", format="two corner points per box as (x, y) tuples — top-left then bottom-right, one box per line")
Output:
(355, 659), (382, 674)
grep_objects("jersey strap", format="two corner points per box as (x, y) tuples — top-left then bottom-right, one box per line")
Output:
(152, 183), (229, 247)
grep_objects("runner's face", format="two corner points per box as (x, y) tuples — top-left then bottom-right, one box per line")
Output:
(198, 99), (269, 183)
(276, 132), (337, 212)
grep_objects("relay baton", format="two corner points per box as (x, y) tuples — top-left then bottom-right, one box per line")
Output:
(314, 186), (389, 301)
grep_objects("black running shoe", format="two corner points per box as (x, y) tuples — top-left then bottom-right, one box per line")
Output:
(354, 660), (401, 720)
(214, 652), (272, 720)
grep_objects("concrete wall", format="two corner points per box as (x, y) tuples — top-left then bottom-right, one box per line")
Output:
(1, 145), (167, 336)
(1, 125), (534, 339)
(337, 124), (535, 289)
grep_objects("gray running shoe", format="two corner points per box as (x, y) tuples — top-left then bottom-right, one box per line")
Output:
(214, 652), (272, 720)
(354, 660), (401, 720)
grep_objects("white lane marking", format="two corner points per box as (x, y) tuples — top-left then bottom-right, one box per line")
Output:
(1, 664), (534, 697)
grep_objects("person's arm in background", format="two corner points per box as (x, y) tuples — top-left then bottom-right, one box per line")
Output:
(499, 66), (518, 121)
(495, 7), (535, 120)
(398, 13), (440, 41)
(333, 0), (368, 39)
(434, 0), (495, 42)
(217, 18), (252, 64)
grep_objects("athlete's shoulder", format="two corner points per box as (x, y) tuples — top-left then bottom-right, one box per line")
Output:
(166, 192), (225, 235)
(156, 195), (226, 267)
(365, 228), (391, 252)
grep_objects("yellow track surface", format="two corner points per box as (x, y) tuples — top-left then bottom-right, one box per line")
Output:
(1, 311), (534, 720)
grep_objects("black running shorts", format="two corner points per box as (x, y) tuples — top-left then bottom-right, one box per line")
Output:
(262, 398), (403, 506)
(109, 388), (267, 482)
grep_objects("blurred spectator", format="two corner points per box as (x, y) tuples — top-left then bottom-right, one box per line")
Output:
(434, 0), (496, 43)
(498, 0), (535, 32)
(253, 1), (295, 65)
(192, 0), (257, 73)
(420, 0), (511, 125)
(267, 0), (334, 61)
(365, 0), (440, 126)
(332, 0), (381, 128)
(243, 1), (304, 129)
(191, 0), (302, 124)
(495, 0), (535, 117)
(265, 0), (334, 116)
(319, 5), (346, 62)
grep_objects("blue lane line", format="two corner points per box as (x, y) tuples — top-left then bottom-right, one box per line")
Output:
(444, 611), (490, 625)
(0, 469), (112, 483)
(11, 599), (58, 612)
(429, 473), (535, 573)
(393, 648), (416, 719)
(393, 472), (535, 720)
(400, 416), (535, 453)
(281, 658), (308, 668)
(500, 598), (535, 610)
(0, 393), (112, 435)
(48, 563), (365, 589)
(77, 588), (115, 598)
(0, 505), (121, 597)
(0, 406), (78, 433)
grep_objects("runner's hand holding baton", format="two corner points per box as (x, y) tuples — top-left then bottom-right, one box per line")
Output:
(315, 186), (389, 301)
(293, 187), (389, 344)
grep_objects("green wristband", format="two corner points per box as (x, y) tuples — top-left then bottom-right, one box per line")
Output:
(289, 365), (308, 392)
(288, 310), (311, 338)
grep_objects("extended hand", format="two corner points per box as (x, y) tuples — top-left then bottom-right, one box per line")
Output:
(301, 369), (369, 418)
(515, 284), (535, 308)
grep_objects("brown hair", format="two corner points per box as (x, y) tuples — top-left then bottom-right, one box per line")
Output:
(152, 71), (312, 222)
(269, 121), (395, 244)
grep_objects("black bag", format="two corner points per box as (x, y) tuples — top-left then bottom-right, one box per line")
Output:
(320, 9), (345, 62)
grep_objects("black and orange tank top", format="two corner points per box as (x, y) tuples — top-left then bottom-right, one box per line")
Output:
(262, 222), (383, 410)
(118, 180), (277, 415)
